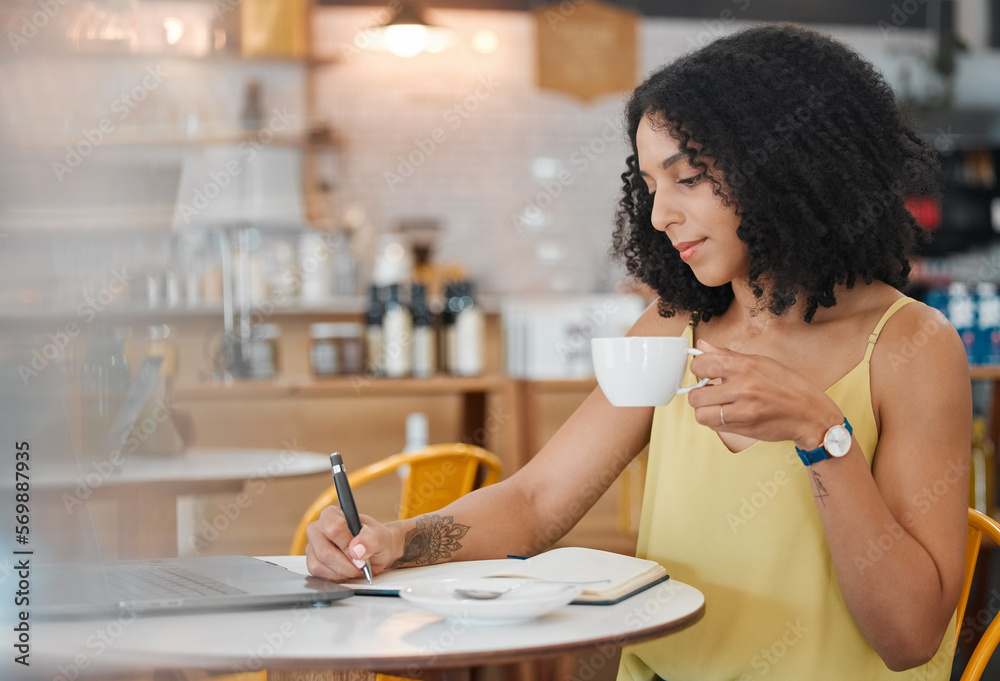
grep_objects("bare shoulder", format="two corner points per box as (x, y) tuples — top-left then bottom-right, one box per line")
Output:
(626, 300), (692, 337)
(869, 295), (971, 457)
(870, 297), (969, 385)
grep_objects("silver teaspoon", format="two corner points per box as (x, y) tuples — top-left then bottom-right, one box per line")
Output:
(453, 583), (529, 600)
(453, 579), (610, 600)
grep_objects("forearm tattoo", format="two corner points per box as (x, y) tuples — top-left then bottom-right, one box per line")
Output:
(390, 514), (470, 568)
(811, 469), (830, 506)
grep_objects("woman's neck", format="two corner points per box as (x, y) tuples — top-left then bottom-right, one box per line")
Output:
(725, 277), (870, 329)
(725, 278), (826, 331)
(728, 278), (787, 324)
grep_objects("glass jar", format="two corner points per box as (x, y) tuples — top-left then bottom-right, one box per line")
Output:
(339, 323), (364, 375)
(311, 323), (340, 377)
(245, 324), (279, 379)
(311, 323), (364, 376)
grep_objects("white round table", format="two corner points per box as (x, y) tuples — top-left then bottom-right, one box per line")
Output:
(28, 556), (705, 681)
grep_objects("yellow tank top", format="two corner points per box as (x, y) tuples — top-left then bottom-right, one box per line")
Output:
(618, 297), (956, 681)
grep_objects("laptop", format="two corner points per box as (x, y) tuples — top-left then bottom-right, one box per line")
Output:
(30, 356), (352, 618)
(34, 555), (351, 618)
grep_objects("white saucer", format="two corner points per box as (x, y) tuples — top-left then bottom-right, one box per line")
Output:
(399, 578), (582, 624)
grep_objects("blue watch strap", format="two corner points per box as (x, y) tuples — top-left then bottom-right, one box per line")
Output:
(795, 419), (852, 466)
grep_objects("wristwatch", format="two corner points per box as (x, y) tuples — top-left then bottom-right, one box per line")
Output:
(795, 419), (853, 466)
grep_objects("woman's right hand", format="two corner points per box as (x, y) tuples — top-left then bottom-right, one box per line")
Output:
(304, 505), (399, 581)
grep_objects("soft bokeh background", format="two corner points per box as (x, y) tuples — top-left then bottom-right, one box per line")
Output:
(2, 1), (1000, 679)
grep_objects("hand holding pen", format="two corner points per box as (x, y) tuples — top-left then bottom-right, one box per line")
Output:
(329, 452), (373, 584)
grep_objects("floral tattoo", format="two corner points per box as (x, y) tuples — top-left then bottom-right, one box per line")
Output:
(391, 515), (470, 568)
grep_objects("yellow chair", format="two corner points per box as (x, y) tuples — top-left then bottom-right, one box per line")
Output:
(290, 442), (503, 553)
(956, 508), (1000, 681)
(288, 443), (502, 681)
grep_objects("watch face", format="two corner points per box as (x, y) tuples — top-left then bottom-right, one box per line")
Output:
(824, 425), (851, 458)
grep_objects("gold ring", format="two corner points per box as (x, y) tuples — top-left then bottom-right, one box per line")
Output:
(720, 405), (726, 427)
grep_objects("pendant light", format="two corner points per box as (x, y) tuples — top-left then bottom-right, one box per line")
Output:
(356, 1), (454, 58)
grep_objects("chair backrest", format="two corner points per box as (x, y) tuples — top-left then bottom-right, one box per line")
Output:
(289, 443), (502, 555)
(956, 508), (1000, 681)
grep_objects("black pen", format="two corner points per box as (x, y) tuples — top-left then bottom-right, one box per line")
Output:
(329, 452), (373, 584)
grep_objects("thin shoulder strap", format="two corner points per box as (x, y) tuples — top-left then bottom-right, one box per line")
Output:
(684, 317), (696, 342)
(863, 297), (916, 362)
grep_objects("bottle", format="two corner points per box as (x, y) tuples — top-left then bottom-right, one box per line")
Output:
(976, 283), (1000, 366)
(451, 281), (485, 376)
(404, 412), (429, 453)
(145, 324), (178, 378)
(397, 412), (430, 499)
(331, 230), (359, 296)
(411, 283), (436, 378)
(241, 80), (262, 132)
(299, 232), (334, 303)
(441, 282), (458, 374)
(135, 325), (185, 458)
(364, 284), (385, 377)
(946, 282), (976, 364)
(80, 325), (131, 457)
(970, 417), (996, 516)
(382, 283), (412, 378)
(245, 324), (279, 380)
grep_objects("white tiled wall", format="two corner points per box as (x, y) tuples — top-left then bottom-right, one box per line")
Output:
(311, 8), (633, 295)
(3, 3), (998, 300)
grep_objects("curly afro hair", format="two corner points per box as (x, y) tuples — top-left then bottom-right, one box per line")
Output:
(612, 23), (938, 323)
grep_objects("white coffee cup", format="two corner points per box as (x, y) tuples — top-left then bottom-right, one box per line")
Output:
(591, 336), (710, 407)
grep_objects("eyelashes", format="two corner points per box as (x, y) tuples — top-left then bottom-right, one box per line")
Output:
(641, 171), (705, 194)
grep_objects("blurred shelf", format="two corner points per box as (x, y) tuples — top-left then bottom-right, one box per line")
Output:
(970, 366), (1000, 380)
(0, 297), (369, 324)
(7, 132), (309, 149)
(525, 378), (598, 391)
(174, 376), (601, 400)
(174, 373), (515, 399)
(0, 211), (180, 233)
(914, 108), (1000, 150)
(0, 49), (337, 66)
(0, 294), (517, 324)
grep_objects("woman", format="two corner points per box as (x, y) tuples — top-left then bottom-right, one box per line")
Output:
(307, 23), (970, 680)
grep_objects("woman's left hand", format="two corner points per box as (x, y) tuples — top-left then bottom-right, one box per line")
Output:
(686, 339), (844, 449)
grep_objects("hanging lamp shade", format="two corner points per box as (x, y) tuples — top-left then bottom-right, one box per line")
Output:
(356, 1), (454, 58)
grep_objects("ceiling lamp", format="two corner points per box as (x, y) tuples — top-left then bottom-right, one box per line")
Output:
(357, 1), (454, 58)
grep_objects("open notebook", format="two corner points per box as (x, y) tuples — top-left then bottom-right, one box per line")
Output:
(339, 547), (669, 605)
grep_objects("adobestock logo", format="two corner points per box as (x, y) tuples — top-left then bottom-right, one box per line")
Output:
(17, 268), (133, 386)
(509, 117), (623, 234)
(725, 468), (792, 533)
(174, 107), (295, 223)
(383, 73), (501, 192)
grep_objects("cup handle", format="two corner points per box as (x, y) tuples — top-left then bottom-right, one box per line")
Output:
(676, 347), (709, 394)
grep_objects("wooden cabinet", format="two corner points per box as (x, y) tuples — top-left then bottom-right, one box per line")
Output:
(160, 305), (517, 463)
